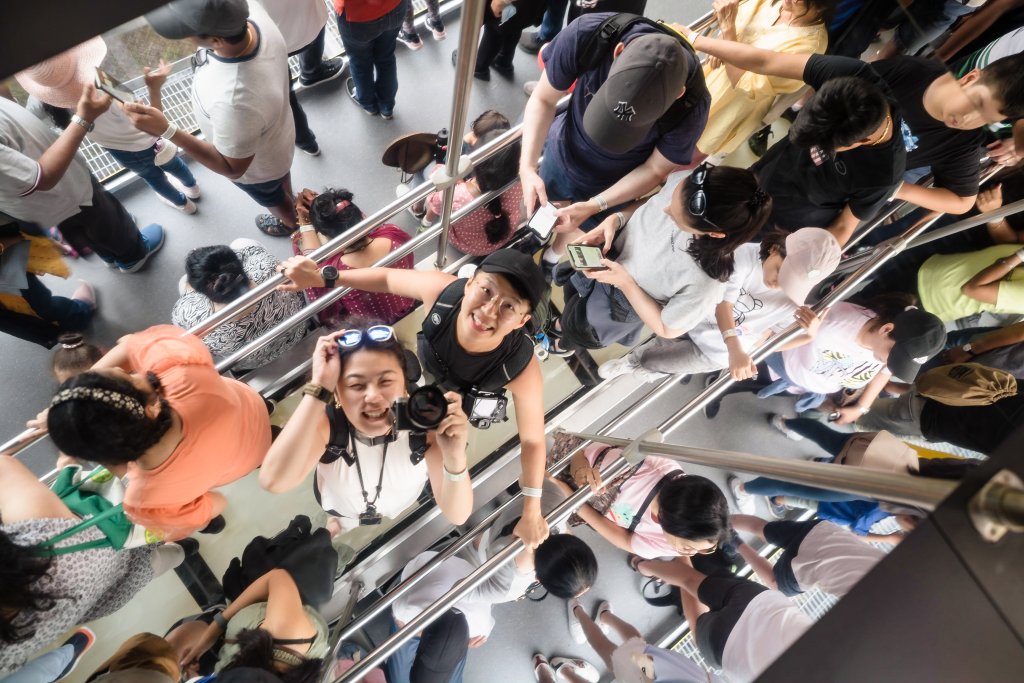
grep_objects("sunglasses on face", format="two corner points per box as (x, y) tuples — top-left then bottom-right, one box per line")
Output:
(337, 325), (395, 348)
(686, 163), (721, 231)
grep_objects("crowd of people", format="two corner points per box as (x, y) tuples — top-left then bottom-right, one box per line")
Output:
(3, 0), (1024, 682)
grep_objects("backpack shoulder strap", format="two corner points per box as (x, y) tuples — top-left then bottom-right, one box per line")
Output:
(321, 403), (354, 465)
(498, 332), (537, 386)
(421, 278), (466, 344)
(576, 13), (654, 73)
(628, 471), (681, 533)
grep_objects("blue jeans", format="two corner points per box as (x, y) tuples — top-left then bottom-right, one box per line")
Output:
(539, 151), (624, 231)
(538, 0), (569, 41)
(20, 273), (93, 330)
(384, 619), (466, 683)
(0, 646), (74, 683)
(338, 0), (408, 115)
(784, 418), (852, 457)
(105, 145), (196, 207)
(756, 353), (828, 412)
(744, 475), (860, 502)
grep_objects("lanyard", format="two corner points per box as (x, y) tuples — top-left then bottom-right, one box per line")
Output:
(349, 431), (390, 522)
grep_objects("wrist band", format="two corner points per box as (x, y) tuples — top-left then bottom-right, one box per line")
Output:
(858, 405), (870, 415)
(1015, 248), (1024, 262)
(521, 484), (544, 498)
(443, 464), (468, 481)
(613, 211), (626, 229)
(213, 611), (228, 632)
(591, 194), (608, 211)
(722, 328), (739, 340)
(160, 122), (178, 140)
(298, 224), (316, 234)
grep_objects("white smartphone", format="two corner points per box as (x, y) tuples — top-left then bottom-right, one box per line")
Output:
(94, 68), (136, 104)
(566, 244), (607, 271)
(528, 202), (558, 242)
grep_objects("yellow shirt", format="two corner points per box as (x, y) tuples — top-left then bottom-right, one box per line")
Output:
(696, 0), (828, 156)
(918, 244), (1024, 322)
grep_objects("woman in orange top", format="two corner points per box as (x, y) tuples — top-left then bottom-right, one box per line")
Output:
(45, 324), (272, 540)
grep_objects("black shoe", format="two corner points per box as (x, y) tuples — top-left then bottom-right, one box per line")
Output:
(297, 139), (320, 156)
(492, 61), (514, 78)
(345, 77), (378, 115)
(199, 514), (226, 534)
(298, 57), (345, 87)
(177, 537), (201, 556)
(781, 107), (799, 123)
(452, 50), (490, 80)
(541, 259), (556, 285)
(747, 125), (773, 157)
(702, 372), (723, 419)
(518, 31), (546, 54)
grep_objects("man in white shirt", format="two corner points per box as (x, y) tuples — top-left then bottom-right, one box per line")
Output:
(127, 0), (299, 237)
(0, 88), (163, 272)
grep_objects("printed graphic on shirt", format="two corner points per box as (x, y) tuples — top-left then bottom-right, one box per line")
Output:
(733, 289), (764, 326)
(900, 120), (919, 153)
(610, 500), (637, 528)
(809, 349), (883, 388)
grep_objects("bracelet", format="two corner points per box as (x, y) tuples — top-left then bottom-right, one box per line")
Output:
(722, 328), (739, 340)
(212, 611), (228, 632)
(298, 224), (316, 234)
(160, 122), (178, 140)
(70, 114), (94, 133)
(591, 194), (608, 211)
(1015, 248), (1024, 262)
(613, 211), (626, 229)
(521, 483), (544, 498)
(857, 405), (870, 415)
(443, 464), (468, 481)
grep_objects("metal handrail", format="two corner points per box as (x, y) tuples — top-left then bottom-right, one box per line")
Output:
(568, 432), (956, 510)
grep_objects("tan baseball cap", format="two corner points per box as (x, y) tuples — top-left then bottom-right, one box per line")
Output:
(777, 228), (842, 305)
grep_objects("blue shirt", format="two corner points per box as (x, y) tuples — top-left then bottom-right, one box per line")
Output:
(542, 13), (710, 193)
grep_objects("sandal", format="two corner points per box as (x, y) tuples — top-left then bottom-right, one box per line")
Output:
(551, 657), (599, 683)
(255, 214), (295, 237)
(533, 653), (554, 682)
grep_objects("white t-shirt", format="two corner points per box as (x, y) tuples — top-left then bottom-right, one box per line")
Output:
(790, 521), (885, 597)
(721, 590), (813, 683)
(0, 97), (93, 227)
(614, 171), (726, 334)
(255, 0), (328, 53)
(392, 551), (495, 639)
(191, 1), (295, 184)
(687, 243), (797, 366)
(314, 431), (428, 533)
(781, 302), (885, 394)
(89, 105), (155, 153)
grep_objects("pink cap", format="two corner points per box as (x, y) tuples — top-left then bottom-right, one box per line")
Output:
(16, 36), (108, 109)
(777, 228), (842, 305)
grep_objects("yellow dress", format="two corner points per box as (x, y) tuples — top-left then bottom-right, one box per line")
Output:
(696, 0), (828, 156)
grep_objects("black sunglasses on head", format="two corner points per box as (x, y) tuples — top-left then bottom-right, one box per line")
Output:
(686, 163), (721, 231)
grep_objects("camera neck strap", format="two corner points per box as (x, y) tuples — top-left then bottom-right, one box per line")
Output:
(349, 431), (390, 516)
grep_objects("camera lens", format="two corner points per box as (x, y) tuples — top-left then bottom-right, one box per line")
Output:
(405, 385), (447, 431)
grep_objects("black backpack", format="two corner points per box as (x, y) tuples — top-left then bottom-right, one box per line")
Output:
(576, 13), (709, 136)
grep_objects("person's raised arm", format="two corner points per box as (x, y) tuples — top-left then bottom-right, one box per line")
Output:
(547, 475), (635, 552)
(826, 204), (863, 247)
(121, 101), (254, 180)
(90, 334), (136, 371)
(143, 59), (170, 112)
(832, 368), (891, 425)
(35, 83), (111, 191)
(976, 184), (1024, 244)
(506, 357), (550, 550)
(583, 260), (689, 338)
(424, 391), (474, 525)
(276, 257), (455, 306)
(961, 248), (1024, 303)
(0, 455), (76, 523)
(893, 182), (976, 215)
(259, 333), (340, 493)
(933, 0), (1024, 62)
(716, 301), (757, 381)
(520, 72), (568, 215)
(260, 569), (319, 644)
(676, 25), (812, 81)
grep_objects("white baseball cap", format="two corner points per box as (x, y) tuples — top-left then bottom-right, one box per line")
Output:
(777, 228), (842, 305)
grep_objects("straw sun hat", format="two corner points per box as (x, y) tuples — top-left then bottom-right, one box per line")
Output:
(16, 36), (108, 109)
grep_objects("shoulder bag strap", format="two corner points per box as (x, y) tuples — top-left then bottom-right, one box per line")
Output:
(35, 504), (124, 556)
(628, 471), (680, 533)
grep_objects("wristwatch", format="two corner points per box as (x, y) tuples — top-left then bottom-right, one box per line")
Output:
(302, 382), (332, 403)
(962, 343), (977, 357)
(320, 265), (339, 289)
(70, 114), (94, 133)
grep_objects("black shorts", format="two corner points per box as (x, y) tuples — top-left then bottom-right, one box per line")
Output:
(694, 575), (768, 668)
(764, 519), (824, 597)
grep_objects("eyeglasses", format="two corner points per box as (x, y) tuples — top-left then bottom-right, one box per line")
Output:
(686, 163), (721, 231)
(471, 278), (527, 320)
(679, 540), (719, 556)
(337, 325), (395, 349)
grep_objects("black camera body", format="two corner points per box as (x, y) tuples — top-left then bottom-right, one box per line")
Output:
(393, 384), (448, 433)
(461, 388), (509, 430)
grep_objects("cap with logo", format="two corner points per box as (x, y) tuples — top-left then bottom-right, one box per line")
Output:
(887, 308), (946, 382)
(478, 249), (546, 311)
(146, 0), (250, 40)
(777, 228), (842, 305)
(583, 33), (690, 155)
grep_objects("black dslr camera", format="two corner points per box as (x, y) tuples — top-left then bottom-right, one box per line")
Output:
(392, 384), (448, 434)
(461, 388), (509, 430)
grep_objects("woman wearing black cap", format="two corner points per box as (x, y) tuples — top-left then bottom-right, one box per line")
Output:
(277, 248), (553, 549)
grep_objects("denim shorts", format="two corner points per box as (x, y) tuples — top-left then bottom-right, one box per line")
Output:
(233, 173), (290, 207)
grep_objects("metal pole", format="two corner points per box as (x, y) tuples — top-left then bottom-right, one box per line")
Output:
(569, 433), (956, 510)
(908, 197), (1024, 249)
(433, 0), (488, 268)
(331, 456), (636, 683)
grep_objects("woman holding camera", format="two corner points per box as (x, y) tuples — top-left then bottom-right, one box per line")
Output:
(259, 321), (473, 535)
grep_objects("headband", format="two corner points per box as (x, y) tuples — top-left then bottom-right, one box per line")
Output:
(335, 199), (351, 213)
(50, 386), (146, 419)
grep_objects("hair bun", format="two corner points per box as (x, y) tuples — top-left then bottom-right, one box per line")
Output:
(748, 189), (770, 209)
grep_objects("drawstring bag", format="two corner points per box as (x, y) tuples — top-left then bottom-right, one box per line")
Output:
(835, 431), (920, 473)
(36, 466), (136, 555)
(916, 363), (1017, 406)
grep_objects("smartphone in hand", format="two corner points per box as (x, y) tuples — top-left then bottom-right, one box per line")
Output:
(528, 202), (558, 243)
(567, 244), (607, 271)
(94, 68), (136, 104)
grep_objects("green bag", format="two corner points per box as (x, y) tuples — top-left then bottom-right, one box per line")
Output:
(36, 467), (134, 556)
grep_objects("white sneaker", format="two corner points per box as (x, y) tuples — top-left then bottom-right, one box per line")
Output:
(158, 194), (197, 214)
(769, 413), (804, 441)
(728, 475), (757, 515)
(168, 175), (201, 200)
(566, 599), (586, 644)
(598, 354), (638, 380)
(551, 657), (599, 683)
(593, 600), (612, 636)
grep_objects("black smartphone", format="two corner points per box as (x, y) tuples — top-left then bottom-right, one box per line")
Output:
(566, 244), (607, 271)
(94, 67), (136, 104)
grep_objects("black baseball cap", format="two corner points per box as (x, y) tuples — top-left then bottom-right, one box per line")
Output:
(478, 249), (546, 311)
(583, 33), (690, 155)
(216, 667), (284, 683)
(410, 608), (470, 683)
(887, 308), (946, 382)
(146, 0), (249, 40)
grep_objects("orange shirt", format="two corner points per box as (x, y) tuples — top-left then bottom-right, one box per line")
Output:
(334, 0), (402, 23)
(121, 325), (271, 540)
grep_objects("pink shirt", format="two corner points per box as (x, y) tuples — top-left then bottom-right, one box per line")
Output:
(427, 183), (523, 256)
(583, 443), (686, 559)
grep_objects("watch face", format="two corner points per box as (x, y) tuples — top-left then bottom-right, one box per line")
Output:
(322, 266), (339, 279)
